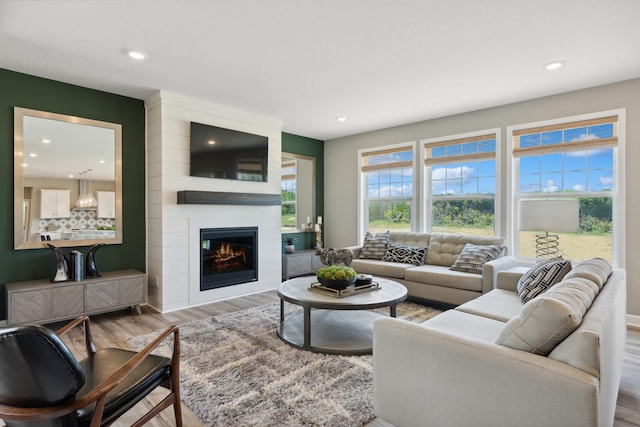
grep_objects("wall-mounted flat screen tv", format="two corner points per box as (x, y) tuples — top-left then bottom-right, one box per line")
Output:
(190, 121), (269, 182)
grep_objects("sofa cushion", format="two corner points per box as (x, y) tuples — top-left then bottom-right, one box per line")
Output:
(388, 232), (431, 247)
(359, 231), (390, 260)
(422, 309), (505, 343)
(404, 265), (484, 292)
(564, 257), (612, 289)
(455, 289), (523, 322)
(548, 269), (625, 377)
(350, 259), (414, 280)
(517, 259), (572, 303)
(449, 243), (506, 274)
(495, 277), (599, 355)
(382, 242), (427, 266)
(425, 233), (505, 267)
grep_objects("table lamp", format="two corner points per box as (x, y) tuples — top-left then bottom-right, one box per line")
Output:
(519, 199), (579, 259)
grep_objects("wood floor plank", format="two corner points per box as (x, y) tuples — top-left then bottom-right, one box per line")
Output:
(3, 289), (638, 427)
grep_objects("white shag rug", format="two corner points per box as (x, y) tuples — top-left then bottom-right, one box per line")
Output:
(128, 301), (440, 427)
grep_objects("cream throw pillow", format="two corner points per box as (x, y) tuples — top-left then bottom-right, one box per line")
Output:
(563, 257), (612, 289)
(496, 277), (599, 355)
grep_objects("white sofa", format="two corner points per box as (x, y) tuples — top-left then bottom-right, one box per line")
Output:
(373, 257), (627, 427)
(348, 232), (508, 306)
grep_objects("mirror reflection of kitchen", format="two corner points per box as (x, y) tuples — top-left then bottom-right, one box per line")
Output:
(22, 115), (116, 243)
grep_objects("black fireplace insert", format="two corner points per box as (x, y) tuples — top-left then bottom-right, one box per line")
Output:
(200, 227), (258, 291)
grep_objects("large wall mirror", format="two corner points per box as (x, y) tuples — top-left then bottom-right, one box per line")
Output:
(14, 107), (123, 250)
(281, 153), (315, 232)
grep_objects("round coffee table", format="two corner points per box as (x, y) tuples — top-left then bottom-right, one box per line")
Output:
(277, 276), (408, 355)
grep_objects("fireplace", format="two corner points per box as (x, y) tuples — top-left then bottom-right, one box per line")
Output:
(200, 227), (258, 291)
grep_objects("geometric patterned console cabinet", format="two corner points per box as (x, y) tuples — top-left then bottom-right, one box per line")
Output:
(282, 249), (324, 281)
(5, 269), (145, 326)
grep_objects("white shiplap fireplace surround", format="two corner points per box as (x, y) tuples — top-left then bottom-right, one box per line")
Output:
(145, 91), (283, 313)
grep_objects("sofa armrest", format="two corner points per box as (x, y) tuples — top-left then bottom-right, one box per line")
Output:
(343, 245), (362, 259)
(373, 317), (599, 427)
(481, 255), (521, 293)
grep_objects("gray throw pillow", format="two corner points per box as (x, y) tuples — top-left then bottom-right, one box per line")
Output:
(517, 259), (572, 303)
(449, 243), (505, 274)
(382, 242), (427, 266)
(359, 231), (390, 260)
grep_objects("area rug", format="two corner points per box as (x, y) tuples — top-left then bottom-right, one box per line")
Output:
(128, 302), (441, 427)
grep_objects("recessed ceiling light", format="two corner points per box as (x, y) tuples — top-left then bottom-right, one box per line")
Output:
(99, 160), (105, 164)
(336, 116), (347, 122)
(208, 140), (216, 145)
(41, 138), (51, 144)
(29, 153), (37, 157)
(545, 61), (564, 71)
(128, 50), (146, 60)
(22, 163), (28, 168)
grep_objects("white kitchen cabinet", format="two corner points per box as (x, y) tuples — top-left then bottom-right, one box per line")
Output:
(40, 189), (71, 218)
(97, 191), (116, 218)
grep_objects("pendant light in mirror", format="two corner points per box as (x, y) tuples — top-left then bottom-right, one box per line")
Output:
(75, 169), (98, 209)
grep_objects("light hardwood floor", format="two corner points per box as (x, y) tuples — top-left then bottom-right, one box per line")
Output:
(32, 291), (640, 426)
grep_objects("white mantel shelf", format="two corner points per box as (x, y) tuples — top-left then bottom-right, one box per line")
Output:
(177, 191), (281, 206)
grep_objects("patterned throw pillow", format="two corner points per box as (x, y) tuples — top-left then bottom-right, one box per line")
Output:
(382, 242), (427, 266)
(359, 231), (391, 260)
(449, 243), (506, 274)
(517, 259), (572, 303)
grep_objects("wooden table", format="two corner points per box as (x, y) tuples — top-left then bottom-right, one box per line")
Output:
(277, 276), (407, 355)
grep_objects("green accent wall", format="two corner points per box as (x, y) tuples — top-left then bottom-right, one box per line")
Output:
(0, 68), (146, 320)
(281, 132), (324, 250)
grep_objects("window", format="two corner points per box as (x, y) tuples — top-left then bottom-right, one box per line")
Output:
(281, 160), (297, 228)
(510, 112), (623, 264)
(423, 131), (498, 236)
(360, 144), (414, 234)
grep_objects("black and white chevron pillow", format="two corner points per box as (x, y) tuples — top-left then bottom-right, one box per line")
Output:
(382, 242), (427, 266)
(449, 243), (506, 274)
(517, 259), (573, 303)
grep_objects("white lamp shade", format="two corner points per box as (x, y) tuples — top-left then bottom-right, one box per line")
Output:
(519, 199), (579, 233)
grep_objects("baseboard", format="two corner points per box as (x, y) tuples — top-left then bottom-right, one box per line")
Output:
(627, 314), (640, 331)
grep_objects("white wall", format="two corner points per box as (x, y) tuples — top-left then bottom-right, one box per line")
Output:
(146, 91), (283, 312)
(324, 78), (640, 316)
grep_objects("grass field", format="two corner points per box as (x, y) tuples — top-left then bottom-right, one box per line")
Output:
(368, 222), (612, 262)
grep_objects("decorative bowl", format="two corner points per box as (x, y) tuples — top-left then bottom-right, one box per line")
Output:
(317, 275), (357, 290)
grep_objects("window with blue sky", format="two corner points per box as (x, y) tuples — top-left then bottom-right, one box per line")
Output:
(361, 145), (414, 234)
(511, 114), (620, 263)
(424, 132), (498, 236)
(517, 122), (615, 194)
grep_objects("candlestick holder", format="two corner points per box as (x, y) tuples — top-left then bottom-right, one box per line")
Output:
(315, 223), (323, 249)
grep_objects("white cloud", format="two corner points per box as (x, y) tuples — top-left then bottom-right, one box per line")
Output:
(565, 148), (609, 157)
(572, 184), (585, 191)
(542, 179), (559, 192)
(432, 165), (474, 180)
(599, 176), (613, 186)
(370, 184), (412, 198)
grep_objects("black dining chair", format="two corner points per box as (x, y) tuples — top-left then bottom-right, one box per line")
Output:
(0, 316), (182, 427)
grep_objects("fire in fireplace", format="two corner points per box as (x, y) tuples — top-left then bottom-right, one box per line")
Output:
(200, 227), (258, 291)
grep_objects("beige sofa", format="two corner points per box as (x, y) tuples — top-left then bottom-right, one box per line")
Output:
(373, 257), (627, 427)
(347, 232), (508, 305)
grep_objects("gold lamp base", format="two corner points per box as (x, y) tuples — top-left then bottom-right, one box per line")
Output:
(535, 231), (561, 259)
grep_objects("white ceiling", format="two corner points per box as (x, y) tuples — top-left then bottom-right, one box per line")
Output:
(1, 0), (639, 141)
